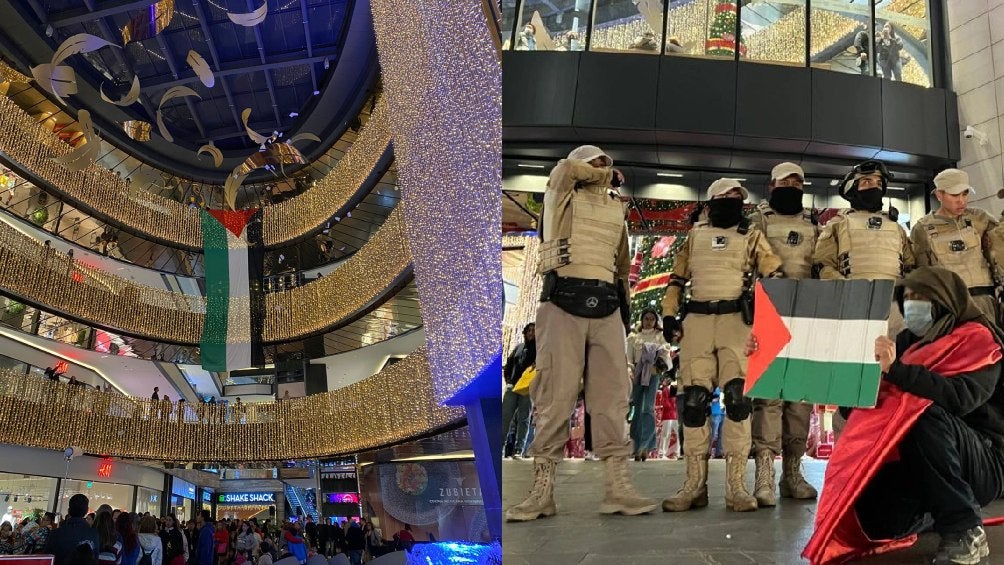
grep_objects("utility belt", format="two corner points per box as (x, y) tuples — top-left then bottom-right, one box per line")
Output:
(540, 271), (620, 319)
(970, 286), (996, 298)
(686, 293), (754, 325)
(687, 299), (742, 316)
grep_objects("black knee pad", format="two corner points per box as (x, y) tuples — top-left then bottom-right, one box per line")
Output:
(681, 386), (712, 427)
(723, 379), (752, 422)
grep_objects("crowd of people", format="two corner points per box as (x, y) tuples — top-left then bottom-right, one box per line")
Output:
(0, 493), (406, 565)
(504, 144), (1004, 565)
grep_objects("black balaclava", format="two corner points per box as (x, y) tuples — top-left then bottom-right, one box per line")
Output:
(708, 198), (744, 228)
(769, 186), (804, 215)
(848, 188), (884, 212)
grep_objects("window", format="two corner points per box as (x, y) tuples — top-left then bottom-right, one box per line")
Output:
(515, 0), (589, 52)
(876, 1), (931, 87)
(590, 0), (663, 55)
(740, 1), (806, 66)
(502, 0), (519, 50)
(58, 479), (134, 515)
(810, 3), (873, 76)
(665, 0), (744, 60)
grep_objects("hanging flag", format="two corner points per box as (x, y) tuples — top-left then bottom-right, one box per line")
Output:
(746, 278), (894, 407)
(200, 209), (265, 372)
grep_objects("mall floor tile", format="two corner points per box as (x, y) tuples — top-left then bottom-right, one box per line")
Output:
(502, 458), (1004, 564)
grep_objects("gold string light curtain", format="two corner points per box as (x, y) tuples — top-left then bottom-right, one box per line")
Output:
(0, 206), (411, 344)
(0, 349), (463, 461)
(0, 87), (392, 249)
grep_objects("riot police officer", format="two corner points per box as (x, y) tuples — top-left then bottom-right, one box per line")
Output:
(813, 160), (915, 334)
(748, 162), (819, 507)
(506, 145), (657, 522)
(661, 178), (784, 513)
(912, 168), (999, 322)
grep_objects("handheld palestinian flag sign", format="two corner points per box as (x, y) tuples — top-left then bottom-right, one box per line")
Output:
(200, 209), (266, 372)
(745, 279), (895, 407)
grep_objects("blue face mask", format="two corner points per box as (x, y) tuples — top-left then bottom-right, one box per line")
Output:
(903, 299), (934, 336)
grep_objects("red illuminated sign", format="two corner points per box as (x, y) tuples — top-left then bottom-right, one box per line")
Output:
(97, 459), (113, 478)
(53, 361), (68, 374)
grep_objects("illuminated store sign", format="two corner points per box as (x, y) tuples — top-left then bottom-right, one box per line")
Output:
(325, 493), (360, 504)
(217, 492), (275, 504)
(171, 478), (196, 500)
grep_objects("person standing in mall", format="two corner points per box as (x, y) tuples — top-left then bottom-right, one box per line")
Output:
(195, 511), (214, 565)
(911, 168), (1000, 323)
(506, 145), (657, 522)
(44, 494), (98, 565)
(748, 162), (820, 507)
(627, 309), (672, 461)
(813, 160), (915, 333)
(661, 178), (784, 513)
(501, 323), (536, 459)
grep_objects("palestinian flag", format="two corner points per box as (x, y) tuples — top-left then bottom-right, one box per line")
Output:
(200, 209), (265, 372)
(746, 279), (895, 407)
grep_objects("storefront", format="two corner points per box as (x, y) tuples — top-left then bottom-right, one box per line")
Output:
(197, 487), (214, 518)
(0, 445), (166, 520)
(170, 478), (196, 522)
(215, 491), (276, 521)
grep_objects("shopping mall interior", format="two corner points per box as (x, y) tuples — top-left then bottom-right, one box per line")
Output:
(0, 0), (501, 564)
(503, 0), (1004, 563)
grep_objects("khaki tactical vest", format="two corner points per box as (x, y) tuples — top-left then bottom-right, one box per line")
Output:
(834, 210), (904, 280)
(688, 221), (752, 301)
(920, 212), (994, 288)
(751, 203), (817, 280)
(539, 185), (626, 281)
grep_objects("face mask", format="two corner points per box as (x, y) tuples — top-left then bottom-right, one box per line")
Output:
(903, 299), (934, 336)
(708, 198), (744, 228)
(850, 188), (884, 212)
(769, 186), (804, 215)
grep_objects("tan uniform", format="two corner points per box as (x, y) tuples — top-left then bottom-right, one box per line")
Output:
(813, 209), (915, 335)
(529, 158), (632, 461)
(913, 209), (999, 322)
(748, 203), (817, 460)
(661, 220), (782, 460)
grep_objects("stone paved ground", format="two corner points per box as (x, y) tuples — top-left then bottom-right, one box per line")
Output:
(503, 458), (1004, 564)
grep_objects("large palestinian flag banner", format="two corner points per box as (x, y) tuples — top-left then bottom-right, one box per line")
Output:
(746, 279), (895, 407)
(200, 209), (266, 372)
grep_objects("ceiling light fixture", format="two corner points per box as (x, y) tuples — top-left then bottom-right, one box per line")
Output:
(516, 164), (545, 170)
(656, 172), (684, 178)
(803, 181), (812, 186)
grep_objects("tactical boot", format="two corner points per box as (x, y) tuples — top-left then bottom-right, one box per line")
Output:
(662, 455), (709, 512)
(505, 458), (557, 522)
(725, 454), (758, 512)
(753, 450), (777, 507)
(779, 453), (818, 500)
(932, 526), (989, 564)
(599, 456), (658, 515)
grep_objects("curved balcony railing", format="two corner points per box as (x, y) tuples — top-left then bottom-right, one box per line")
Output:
(0, 349), (463, 461)
(0, 93), (393, 250)
(0, 206), (411, 344)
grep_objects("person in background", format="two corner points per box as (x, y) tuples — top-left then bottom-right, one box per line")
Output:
(709, 389), (724, 459)
(86, 513), (96, 527)
(236, 521), (256, 559)
(877, 22), (904, 81)
(656, 377), (679, 459)
(853, 23), (870, 75)
(151, 387), (159, 401)
(137, 515), (163, 565)
(344, 521), (365, 565)
(26, 512), (54, 553)
(213, 520), (228, 564)
(502, 323), (536, 459)
(627, 309), (672, 461)
(159, 514), (186, 565)
(195, 511), (214, 565)
(283, 524), (307, 565)
(94, 511), (122, 565)
(0, 521), (25, 554)
(116, 512), (140, 565)
(302, 516), (316, 552)
(46, 494), (99, 565)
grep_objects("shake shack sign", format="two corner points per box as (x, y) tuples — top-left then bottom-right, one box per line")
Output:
(218, 492), (275, 504)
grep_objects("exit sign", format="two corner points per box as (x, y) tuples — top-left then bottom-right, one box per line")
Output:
(97, 459), (113, 478)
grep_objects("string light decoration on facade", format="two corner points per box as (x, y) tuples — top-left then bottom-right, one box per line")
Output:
(502, 235), (541, 361)
(370, 0), (502, 403)
(0, 84), (392, 249)
(0, 349), (462, 461)
(0, 208), (411, 343)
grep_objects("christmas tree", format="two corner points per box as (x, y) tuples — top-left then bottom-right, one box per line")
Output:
(706, 1), (747, 57)
(629, 234), (686, 327)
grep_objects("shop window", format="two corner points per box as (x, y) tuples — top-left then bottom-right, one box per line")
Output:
(739, 1), (807, 66)
(665, 0), (743, 60)
(515, 0), (589, 52)
(810, 2), (874, 76)
(590, 0), (663, 55)
(876, 1), (931, 87)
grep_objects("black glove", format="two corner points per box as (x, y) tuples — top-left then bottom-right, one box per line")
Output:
(617, 281), (630, 329)
(663, 316), (682, 342)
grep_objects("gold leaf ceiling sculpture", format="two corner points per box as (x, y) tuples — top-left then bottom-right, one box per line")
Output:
(31, 33), (119, 103)
(121, 0), (175, 45)
(227, 1), (268, 27)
